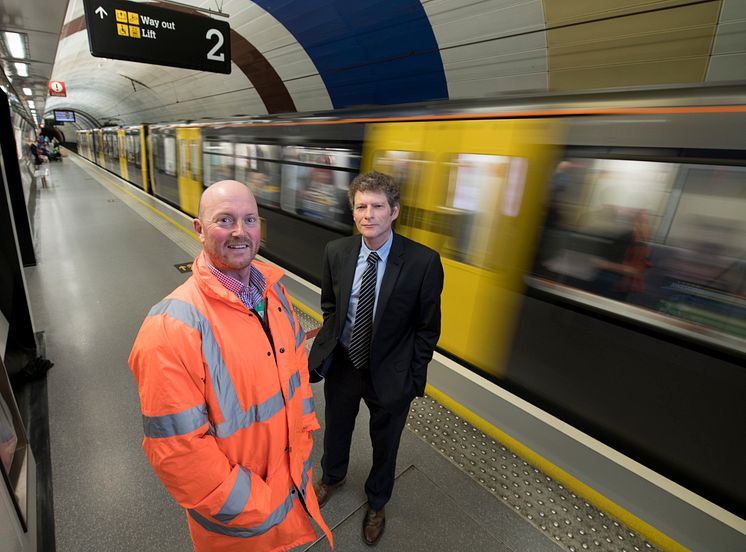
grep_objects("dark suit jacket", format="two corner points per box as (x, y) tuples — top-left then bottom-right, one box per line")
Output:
(309, 233), (444, 411)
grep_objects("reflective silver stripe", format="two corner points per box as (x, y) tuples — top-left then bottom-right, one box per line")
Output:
(295, 325), (305, 349)
(149, 298), (286, 439)
(300, 453), (313, 493)
(287, 370), (301, 401)
(302, 397), (315, 416)
(215, 467), (251, 524)
(142, 403), (208, 438)
(188, 490), (297, 538)
(272, 283), (305, 349)
(217, 390), (285, 439)
(149, 298), (242, 420)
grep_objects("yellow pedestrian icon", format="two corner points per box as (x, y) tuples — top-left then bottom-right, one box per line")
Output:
(115, 10), (127, 23)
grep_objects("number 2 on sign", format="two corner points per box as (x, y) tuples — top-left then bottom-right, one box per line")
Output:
(206, 28), (225, 62)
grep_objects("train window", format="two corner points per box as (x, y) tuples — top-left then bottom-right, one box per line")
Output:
(126, 133), (139, 165)
(104, 134), (112, 158)
(235, 144), (282, 207)
(371, 150), (424, 204)
(658, 165), (746, 338)
(534, 158), (677, 288)
(163, 136), (176, 176)
(236, 143), (282, 162)
(203, 141), (234, 186)
(532, 158), (746, 347)
(178, 140), (187, 176)
(372, 149), (430, 244)
(190, 141), (201, 181)
(280, 146), (357, 231)
(285, 145), (359, 169)
(438, 154), (528, 268)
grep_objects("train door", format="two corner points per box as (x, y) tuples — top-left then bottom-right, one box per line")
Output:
(103, 129), (118, 172)
(84, 132), (92, 160)
(139, 125), (150, 193)
(147, 130), (155, 196)
(364, 119), (561, 377)
(175, 127), (202, 216)
(117, 128), (129, 181)
(77, 131), (88, 160)
(95, 129), (104, 166)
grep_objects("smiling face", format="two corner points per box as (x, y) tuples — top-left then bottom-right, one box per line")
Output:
(194, 180), (261, 284)
(353, 190), (400, 250)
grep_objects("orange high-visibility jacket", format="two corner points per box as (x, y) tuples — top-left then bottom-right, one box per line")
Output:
(129, 252), (332, 552)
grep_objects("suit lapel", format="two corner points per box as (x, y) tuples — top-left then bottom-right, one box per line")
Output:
(337, 237), (361, 330)
(373, 234), (404, 335)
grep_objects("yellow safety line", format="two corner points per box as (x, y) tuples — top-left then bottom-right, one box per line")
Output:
(425, 384), (690, 552)
(74, 153), (688, 551)
(290, 297), (323, 323)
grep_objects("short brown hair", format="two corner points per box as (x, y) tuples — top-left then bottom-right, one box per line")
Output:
(348, 171), (400, 209)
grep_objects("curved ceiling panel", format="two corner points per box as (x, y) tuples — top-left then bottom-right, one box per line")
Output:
(707, 0), (746, 81)
(424, 0), (548, 98)
(544, 0), (723, 90)
(21, 0), (745, 130)
(253, 0), (449, 107)
(45, 0), (331, 124)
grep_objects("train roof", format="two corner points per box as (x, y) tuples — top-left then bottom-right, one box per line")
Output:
(137, 81), (746, 130)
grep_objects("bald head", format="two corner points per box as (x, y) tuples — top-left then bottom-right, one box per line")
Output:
(198, 180), (255, 221)
(194, 180), (261, 284)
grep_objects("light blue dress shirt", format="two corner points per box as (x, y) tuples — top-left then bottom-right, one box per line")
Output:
(341, 232), (394, 348)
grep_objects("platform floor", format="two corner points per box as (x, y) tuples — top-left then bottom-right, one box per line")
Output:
(22, 155), (657, 552)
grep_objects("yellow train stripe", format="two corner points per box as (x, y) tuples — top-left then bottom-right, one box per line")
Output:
(425, 384), (689, 552)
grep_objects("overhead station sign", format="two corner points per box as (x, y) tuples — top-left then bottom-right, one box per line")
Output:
(82, 0), (231, 74)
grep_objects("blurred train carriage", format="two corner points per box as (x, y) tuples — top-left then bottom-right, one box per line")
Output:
(77, 84), (746, 515)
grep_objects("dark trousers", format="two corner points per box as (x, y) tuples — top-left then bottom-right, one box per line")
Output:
(321, 349), (409, 511)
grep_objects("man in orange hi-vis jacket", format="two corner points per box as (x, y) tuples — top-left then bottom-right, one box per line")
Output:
(129, 180), (332, 552)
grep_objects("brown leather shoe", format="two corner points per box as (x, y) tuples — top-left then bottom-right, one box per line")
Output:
(362, 506), (385, 546)
(314, 478), (345, 508)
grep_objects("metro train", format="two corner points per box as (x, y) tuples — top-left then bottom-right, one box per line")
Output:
(77, 84), (746, 516)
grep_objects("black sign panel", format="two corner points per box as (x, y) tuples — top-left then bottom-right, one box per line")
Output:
(174, 262), (193, 274)
(82, 0), (231, 74)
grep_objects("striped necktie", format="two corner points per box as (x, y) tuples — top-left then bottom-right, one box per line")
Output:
(348, 251), (380, 370)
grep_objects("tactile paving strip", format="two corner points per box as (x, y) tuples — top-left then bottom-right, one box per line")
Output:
(407, 399), (659, 552)
(106, 160), (660, 552)
(294, 308), (322, 341)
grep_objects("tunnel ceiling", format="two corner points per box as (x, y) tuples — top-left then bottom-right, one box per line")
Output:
(2, 0), (745, 130)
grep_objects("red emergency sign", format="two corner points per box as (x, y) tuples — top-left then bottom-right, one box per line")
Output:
(48, 81), (67, 97)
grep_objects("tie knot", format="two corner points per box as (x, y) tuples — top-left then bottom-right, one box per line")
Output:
(367, 251), (380, 265)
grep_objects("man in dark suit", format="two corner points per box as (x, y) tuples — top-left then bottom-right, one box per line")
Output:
(309, 171), (444, 545)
